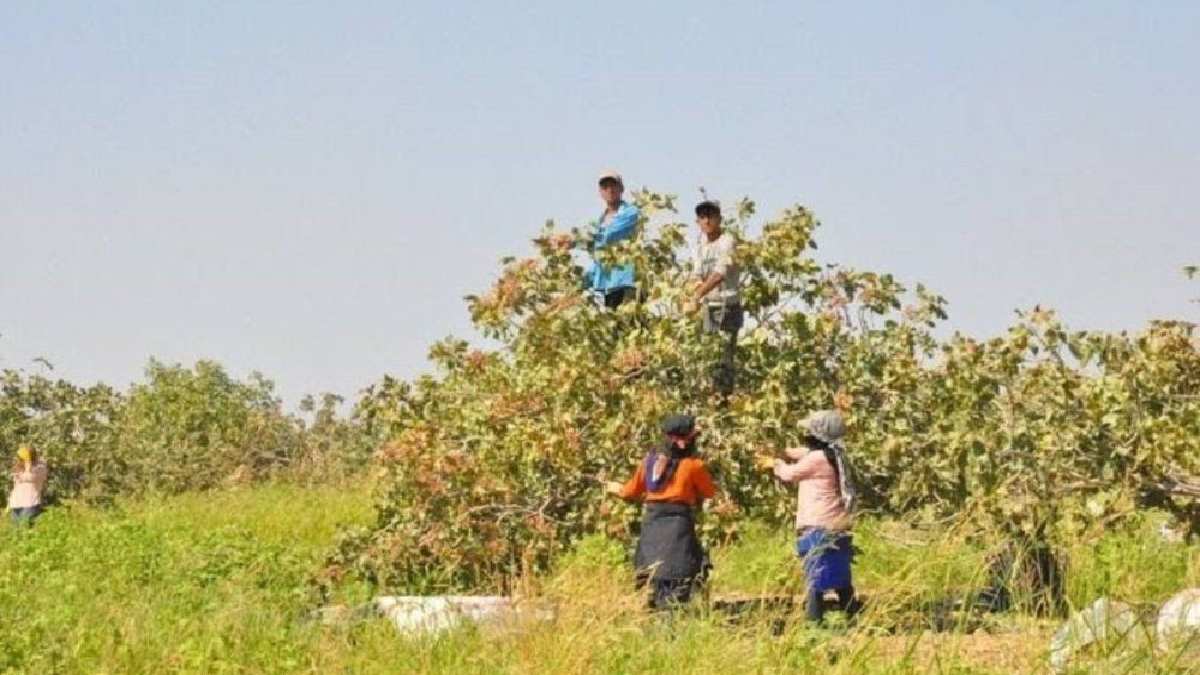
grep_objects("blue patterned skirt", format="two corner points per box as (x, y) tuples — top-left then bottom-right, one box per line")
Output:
(795, 528), (853, 592)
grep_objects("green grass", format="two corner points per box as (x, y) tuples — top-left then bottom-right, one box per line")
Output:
(0, 484), (379, 673)
(2, 486), (1199, 673)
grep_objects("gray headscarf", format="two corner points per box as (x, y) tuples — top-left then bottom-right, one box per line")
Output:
(802, 410), (846, 445)
(802, 410), (857, 514)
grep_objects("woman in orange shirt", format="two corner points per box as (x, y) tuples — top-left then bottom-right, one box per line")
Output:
(606, 414), (716, 609)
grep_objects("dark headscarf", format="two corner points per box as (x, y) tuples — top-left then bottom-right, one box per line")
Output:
(644, 414), (697, 493)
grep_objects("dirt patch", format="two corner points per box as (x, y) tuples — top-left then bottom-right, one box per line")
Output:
(863, 625), (1054, 673)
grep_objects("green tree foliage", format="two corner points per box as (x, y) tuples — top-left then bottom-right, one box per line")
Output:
(0, 367), (124, 501)
(1, 360), (367, 502)
(293, 392), (376, 482)
(331, 191), (1200, 595)
(114, 359), (303, 493)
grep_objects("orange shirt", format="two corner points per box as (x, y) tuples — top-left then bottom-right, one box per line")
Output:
(618, 456), (716, 506)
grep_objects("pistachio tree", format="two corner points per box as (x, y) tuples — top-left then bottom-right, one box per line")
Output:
(329, 192), (1199, 598)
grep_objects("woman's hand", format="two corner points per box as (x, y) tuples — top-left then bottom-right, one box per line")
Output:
(603, 481), (624, 496)
(753, 453), (778, 472)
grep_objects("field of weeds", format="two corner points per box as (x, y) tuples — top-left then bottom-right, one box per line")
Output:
(2, 485), (1199, 673)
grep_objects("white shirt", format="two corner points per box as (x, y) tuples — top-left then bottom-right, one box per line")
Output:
(693, 232), (740, 305)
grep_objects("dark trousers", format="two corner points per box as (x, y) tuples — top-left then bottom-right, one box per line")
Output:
(603, 287), (636, 309)
(648, 578), (700, 610)
(806, 585), (859, 624)
(636, 572), (705, 610)
(9, 504), (43, 526)
(702, 303), (742, 395)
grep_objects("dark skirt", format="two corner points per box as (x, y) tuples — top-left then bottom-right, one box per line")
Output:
(634, 502), (707, 583)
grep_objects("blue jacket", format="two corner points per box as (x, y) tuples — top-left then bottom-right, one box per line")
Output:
(586, 201), (639, 292)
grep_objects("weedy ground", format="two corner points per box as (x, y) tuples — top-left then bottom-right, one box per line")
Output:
(2, 485), (1198, 674)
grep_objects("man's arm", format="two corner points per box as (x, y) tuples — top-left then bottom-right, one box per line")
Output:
(693, 272), (724, 301)
(595, 207), (639, 247)
(692, 237), (733, 301)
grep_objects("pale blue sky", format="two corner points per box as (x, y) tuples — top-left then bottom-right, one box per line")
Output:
(2, 2), (1197, 405)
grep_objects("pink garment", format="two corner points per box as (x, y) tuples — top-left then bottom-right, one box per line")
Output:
(773, 448), (849, 532)
(8, 462), (48, 509)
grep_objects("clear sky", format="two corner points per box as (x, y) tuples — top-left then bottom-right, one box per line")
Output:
(3, 2), (1198, 405)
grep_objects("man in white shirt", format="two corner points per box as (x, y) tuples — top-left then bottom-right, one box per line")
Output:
(685, 200), (742, 395)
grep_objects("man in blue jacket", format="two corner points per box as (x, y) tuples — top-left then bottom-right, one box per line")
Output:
(585, 169), (641, 308)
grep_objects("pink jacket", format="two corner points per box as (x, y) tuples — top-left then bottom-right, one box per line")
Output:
(773, 448), (850, 532)
(8, 462), (48, 509)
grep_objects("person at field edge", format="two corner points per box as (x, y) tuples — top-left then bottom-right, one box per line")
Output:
(584, 169), (641, 309)
(606, 414), (716, 610)
(757, 410), (861, 625)
(6, 445), (48, 526)
(683, 199), (741, 395)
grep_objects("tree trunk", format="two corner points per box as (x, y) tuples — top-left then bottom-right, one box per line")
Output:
(978, 536), (1066, 617)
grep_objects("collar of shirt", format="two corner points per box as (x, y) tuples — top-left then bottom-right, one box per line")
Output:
(599, 201), (632, 226)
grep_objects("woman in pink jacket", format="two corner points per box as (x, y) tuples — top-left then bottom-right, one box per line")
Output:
(759, 410), (860, 625)
(7, 445), (48, 526)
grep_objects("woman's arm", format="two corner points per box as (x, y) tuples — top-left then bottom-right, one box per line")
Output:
(690, 462), (717, 501)
(773, 453), (817, 483)
(782, 446), (807, 461)
(614, 463), (646, 502)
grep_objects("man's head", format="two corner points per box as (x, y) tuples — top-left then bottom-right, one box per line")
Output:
(598, 169), (624, 208)
(695, 200), (722, 239)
